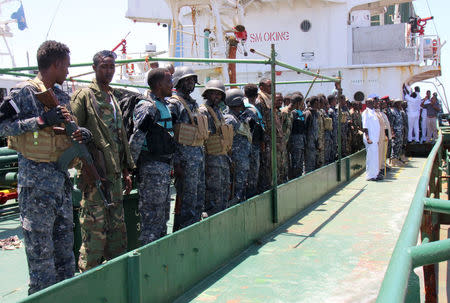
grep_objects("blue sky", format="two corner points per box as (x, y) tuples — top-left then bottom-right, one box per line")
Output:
(1, 0), (448, 99)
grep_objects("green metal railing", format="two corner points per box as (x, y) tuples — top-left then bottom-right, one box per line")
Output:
(376, 126), (449, 302)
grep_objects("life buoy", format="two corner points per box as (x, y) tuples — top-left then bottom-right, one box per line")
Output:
(126, 63), (135, 75)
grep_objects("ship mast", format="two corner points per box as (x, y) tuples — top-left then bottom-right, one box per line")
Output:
(0, 0), (18, 67)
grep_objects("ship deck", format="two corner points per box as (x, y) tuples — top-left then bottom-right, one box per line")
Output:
(175, 157), (431, 303)
(1, 157), (449, 302)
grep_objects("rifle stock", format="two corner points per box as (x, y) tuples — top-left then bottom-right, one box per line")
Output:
(35, 88), (113, 208)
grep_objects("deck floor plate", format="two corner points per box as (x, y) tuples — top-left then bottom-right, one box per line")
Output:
(175, 158), (426, 303)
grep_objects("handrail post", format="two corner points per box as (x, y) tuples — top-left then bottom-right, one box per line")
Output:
(337, 72), (342, 182)
(270, 44), (278, 224)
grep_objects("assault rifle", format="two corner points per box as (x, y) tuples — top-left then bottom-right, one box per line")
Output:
(35, 89), (112, 208)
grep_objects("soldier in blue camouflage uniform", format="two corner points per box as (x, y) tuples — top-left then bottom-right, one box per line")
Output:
(243, 84), (264, 197)
(288, 93), (306, 178)
(224, 88), (252, 205)
(199, 80), (231, 216)
(168, 67), (206, 231)
(129, 68), (174, 244)
(71, 50), (134, 272)
(391, 99), (405, 166)
(305, 96), (320, 173)
(339, 95), (352, 157)
(0, 41), (80, 294)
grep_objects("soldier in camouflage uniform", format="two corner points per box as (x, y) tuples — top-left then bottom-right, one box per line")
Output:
(339, 95), (352, 157)
(316, 94), (327, 168)
(390, 99), (405, 166)
(275, 93), (291, 184)
(243, 84), (264, 197)
(255, 78), (273, 192)
(129, 68), (174, 244)
(168, 67), (206, 230)
(350, 101), (363, 153)
(71, 50), (135, 272)
(327, 94), (338, 163)
(225, 88), (252, 205)
(288, 93), (306, 178)
(401, 102), (408, 159)
(305, 96), (320, 173)
(199, 80), (231, 216)
(0, 41), (79, 294)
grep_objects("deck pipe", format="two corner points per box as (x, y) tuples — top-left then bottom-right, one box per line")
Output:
(410, 238), (450, 268)
(423, 197), (450, 214)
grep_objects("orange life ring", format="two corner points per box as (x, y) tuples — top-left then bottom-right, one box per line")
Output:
(126, 63), (135, 75)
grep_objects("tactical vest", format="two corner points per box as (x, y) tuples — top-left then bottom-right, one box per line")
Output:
(202, 104), (234, 155)
(292, 110), (306, 135)
(323, 116), (333, 131)
(172, 95), (208, 146)
(140, 99), (176, 158)
(8, 78), (72, 163)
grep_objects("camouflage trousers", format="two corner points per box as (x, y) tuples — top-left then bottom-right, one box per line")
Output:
(173, 155), (205, 231)
(247, 145), (260, 198)
(78, 174), (127, 272)
(258, 141), (272, 193)
(277, 146), (289, 184)
(230, 159), (249, 206)
(19, 182), (75, 295)
(204, 155), (230, 216)
(317, 136), (325, 168)
(138, 160), (171, 245)
(305, 147), (317, 173)
(290, 146), (305, 179)
(392, 130), (403, 159)
(324, 132), (335, 164)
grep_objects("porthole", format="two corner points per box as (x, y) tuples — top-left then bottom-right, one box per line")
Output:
(300, 20), (311, 32)
(354, 91), (365, 102)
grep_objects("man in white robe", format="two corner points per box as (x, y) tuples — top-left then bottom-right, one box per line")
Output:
(362, 98), (380, 181)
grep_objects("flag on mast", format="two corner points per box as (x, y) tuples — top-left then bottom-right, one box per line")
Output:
(11, 3), (27, 31)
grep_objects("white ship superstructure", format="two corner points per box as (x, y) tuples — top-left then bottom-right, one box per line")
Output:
(126, 0), (443, 102)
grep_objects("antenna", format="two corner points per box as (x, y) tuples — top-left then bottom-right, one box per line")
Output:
(45, 0), (64, 40)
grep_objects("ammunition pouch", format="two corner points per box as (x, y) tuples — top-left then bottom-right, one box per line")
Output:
(324, 117), (333, 131)
(205, 124), (234, 155)
(146, 123), (176, 155)
(236, 123), (252, 143)
(8, 126), (72, 163)
(340, 113), (349, 124)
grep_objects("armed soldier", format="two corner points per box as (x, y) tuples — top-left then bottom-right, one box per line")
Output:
(288, 93), (306, 178)
(304, 96), (320, 173)
(316, 94), (326, 168)
(225, 88), (252, 205)
(129, 68), (175, 244)
(255, 78), (272, 192)
(71, 50), (135, 272)
(339, 95), (352, 157)
(243, 84), (264, 197)
(199, 80), (233, 216)
(276, 92), (291, 183)
(0, 41), (82, 293)
(168, 66), (208, 230)
(391, 99), (405, 166)
(327, 94), (338, 163)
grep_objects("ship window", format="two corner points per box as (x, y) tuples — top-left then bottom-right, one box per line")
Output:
(354, 91), (365, 102)
(300, 20), (311, 32)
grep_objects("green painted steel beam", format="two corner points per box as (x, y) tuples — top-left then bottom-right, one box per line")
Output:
(274, 59), (340, 82)
(0, 57), (270, 72)
(409, 238), (450, 268)
(423, 197), (450, 214)
(376, 132), (443, 303)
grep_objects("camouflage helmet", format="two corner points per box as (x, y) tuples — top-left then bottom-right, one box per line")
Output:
(225, 88), (245, 107)
(201, 79), (226, 98)
(172, 66), (198, 88)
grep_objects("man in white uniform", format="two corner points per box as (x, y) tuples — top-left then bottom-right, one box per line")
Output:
(403, 84), (422, 143)
(362, 98), (380, 181)
(420, 90), (431, 143)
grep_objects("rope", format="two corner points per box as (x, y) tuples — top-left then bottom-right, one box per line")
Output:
(425, 0), (439, 36)
(45, 0), (64, 40)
